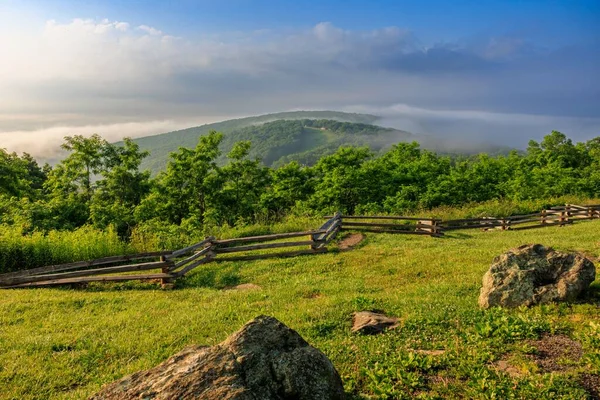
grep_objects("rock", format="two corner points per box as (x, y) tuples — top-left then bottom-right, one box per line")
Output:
(352, 311), (400, 334)
(479, 244), (596, 308)
(90, 315), (345, 400)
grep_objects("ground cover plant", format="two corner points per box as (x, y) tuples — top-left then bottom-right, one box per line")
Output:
(1, 219), (598, 399)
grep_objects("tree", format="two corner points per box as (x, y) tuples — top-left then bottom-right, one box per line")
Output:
(136, 131), (223, 226)
(90, 138), (151, 236)
(211, 141), (271, 225)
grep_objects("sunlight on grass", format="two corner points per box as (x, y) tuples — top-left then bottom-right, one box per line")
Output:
(1, 220), (598, 399)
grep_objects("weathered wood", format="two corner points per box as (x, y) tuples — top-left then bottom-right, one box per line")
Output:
(167, 237), (215, 259)
(316, 220), (342, 248)
(567, 204), (588, 210)
(341, 221), (427, 229)
(326, 215), (430, 221)
(507, 218), (552, 225)
(0, 261), (170, 286)
(443, 217), (502, 224)
(0, 251), (172, 280)
(215, 240), (316, 254)
(511, 220), (573, 231)
(3, 272), (176, 288)
(172, 246), (214, 269)
(340, 227), (433, 235)
(214, 248), (327, 262)
(173, 254), (215, 277)
(313, 214), (340, 249)
(441, 222), (505, 231)
(507, 212), (542, 219)
(213, 230), (327, 246)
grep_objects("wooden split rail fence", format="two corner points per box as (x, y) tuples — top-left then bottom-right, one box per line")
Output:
(439, 203), (600, 232)
(0, 214), (342, 289)
(0, 204), (597, 289)
(327, 215), (443, 236)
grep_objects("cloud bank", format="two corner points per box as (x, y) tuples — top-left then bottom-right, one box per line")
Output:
(0, 17), (598, 159)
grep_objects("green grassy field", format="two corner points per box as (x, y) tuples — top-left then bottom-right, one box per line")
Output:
(1, 220), (599, 399)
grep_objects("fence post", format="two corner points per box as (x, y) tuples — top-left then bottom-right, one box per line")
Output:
(541, 209), (546, 224)
(433, 219), (443, 236)
(160, 255), (174, 290)
(565, 204), (571, 224)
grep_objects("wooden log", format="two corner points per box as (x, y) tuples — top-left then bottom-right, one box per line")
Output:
(443, 217), (501, 224)
(340, 227), (432, 235)
(341, 221), (435, 229)
(167, 237), (215, 259)
(0, 251), (172, 280)
(0, 261), (170, 286)
(323, 224), (341, 244)
(318, 221), (342, 247)
(2, 272), (176, 288)
(214, 248), (327, 262)
(325, 215), (429, 221)
(511, 220), (573, 231)
(173, 253), (215, 277)
(215, 240), (316, 254)
(441, 222), (505, 231)
(213, 230), (326, 246)
(313, 214), (339, 249)
(507, 218), (550, 225)
(506, 212), (542, 219)
(172, 246), (214, 269)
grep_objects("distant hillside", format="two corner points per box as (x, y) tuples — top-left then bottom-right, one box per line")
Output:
(131, 111), (382, 174)
(220, 119), (413, 167)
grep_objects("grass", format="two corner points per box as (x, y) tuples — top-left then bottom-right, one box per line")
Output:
(0, 225), (133, 274)
(0, 220), (599, 399)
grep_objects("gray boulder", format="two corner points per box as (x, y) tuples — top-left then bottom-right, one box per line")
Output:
(479, 244), (595, 308)
(90, 315), (345, 400)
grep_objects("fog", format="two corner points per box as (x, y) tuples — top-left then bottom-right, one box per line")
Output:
(1, 16), (598, 160)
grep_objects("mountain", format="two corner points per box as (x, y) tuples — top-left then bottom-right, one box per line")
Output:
(128, 110), (514, 175)
(131, 111), (388, 174)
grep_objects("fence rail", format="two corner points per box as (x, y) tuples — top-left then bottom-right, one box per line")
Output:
(0, 204), (598, 289)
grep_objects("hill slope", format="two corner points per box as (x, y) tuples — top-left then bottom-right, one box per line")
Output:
(131, 111), (382, 174)
(2, 219), (598, 399)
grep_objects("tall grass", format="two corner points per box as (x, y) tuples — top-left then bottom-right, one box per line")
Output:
(0, 225), (134, 274)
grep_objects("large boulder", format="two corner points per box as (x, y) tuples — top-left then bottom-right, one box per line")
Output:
(479, 244), (596, 308)
(90, 315), (345, 400)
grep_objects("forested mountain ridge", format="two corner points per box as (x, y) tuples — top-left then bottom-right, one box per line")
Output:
(130, 111), (381, 174)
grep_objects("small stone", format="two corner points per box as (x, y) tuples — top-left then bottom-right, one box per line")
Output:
(352, 311), (400, 334)
(479, 244), (596, 308)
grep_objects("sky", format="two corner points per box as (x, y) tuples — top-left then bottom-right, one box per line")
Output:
(0, 0), (599, 159)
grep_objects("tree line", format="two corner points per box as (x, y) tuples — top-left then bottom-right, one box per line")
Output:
(1, 128), (599, 238)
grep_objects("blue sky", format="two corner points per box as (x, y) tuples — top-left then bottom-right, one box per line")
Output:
(16, 0), (599, 45)
(0, 0), (599, 158)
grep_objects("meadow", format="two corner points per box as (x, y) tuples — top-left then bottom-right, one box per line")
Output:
(1, 219), (599, 399)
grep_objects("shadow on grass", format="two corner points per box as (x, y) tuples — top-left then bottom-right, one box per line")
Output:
(579, 282), (600, 305)
(176, 263), (242, 290)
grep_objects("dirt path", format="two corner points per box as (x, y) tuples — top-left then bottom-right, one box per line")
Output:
(338, 233), (365, 250)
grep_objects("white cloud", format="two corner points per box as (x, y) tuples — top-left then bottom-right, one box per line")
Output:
(0, 16), (597, 158)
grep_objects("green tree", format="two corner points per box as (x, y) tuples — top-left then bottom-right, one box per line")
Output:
(136, 131), (223, 226)
(90, 138), (151, 236)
